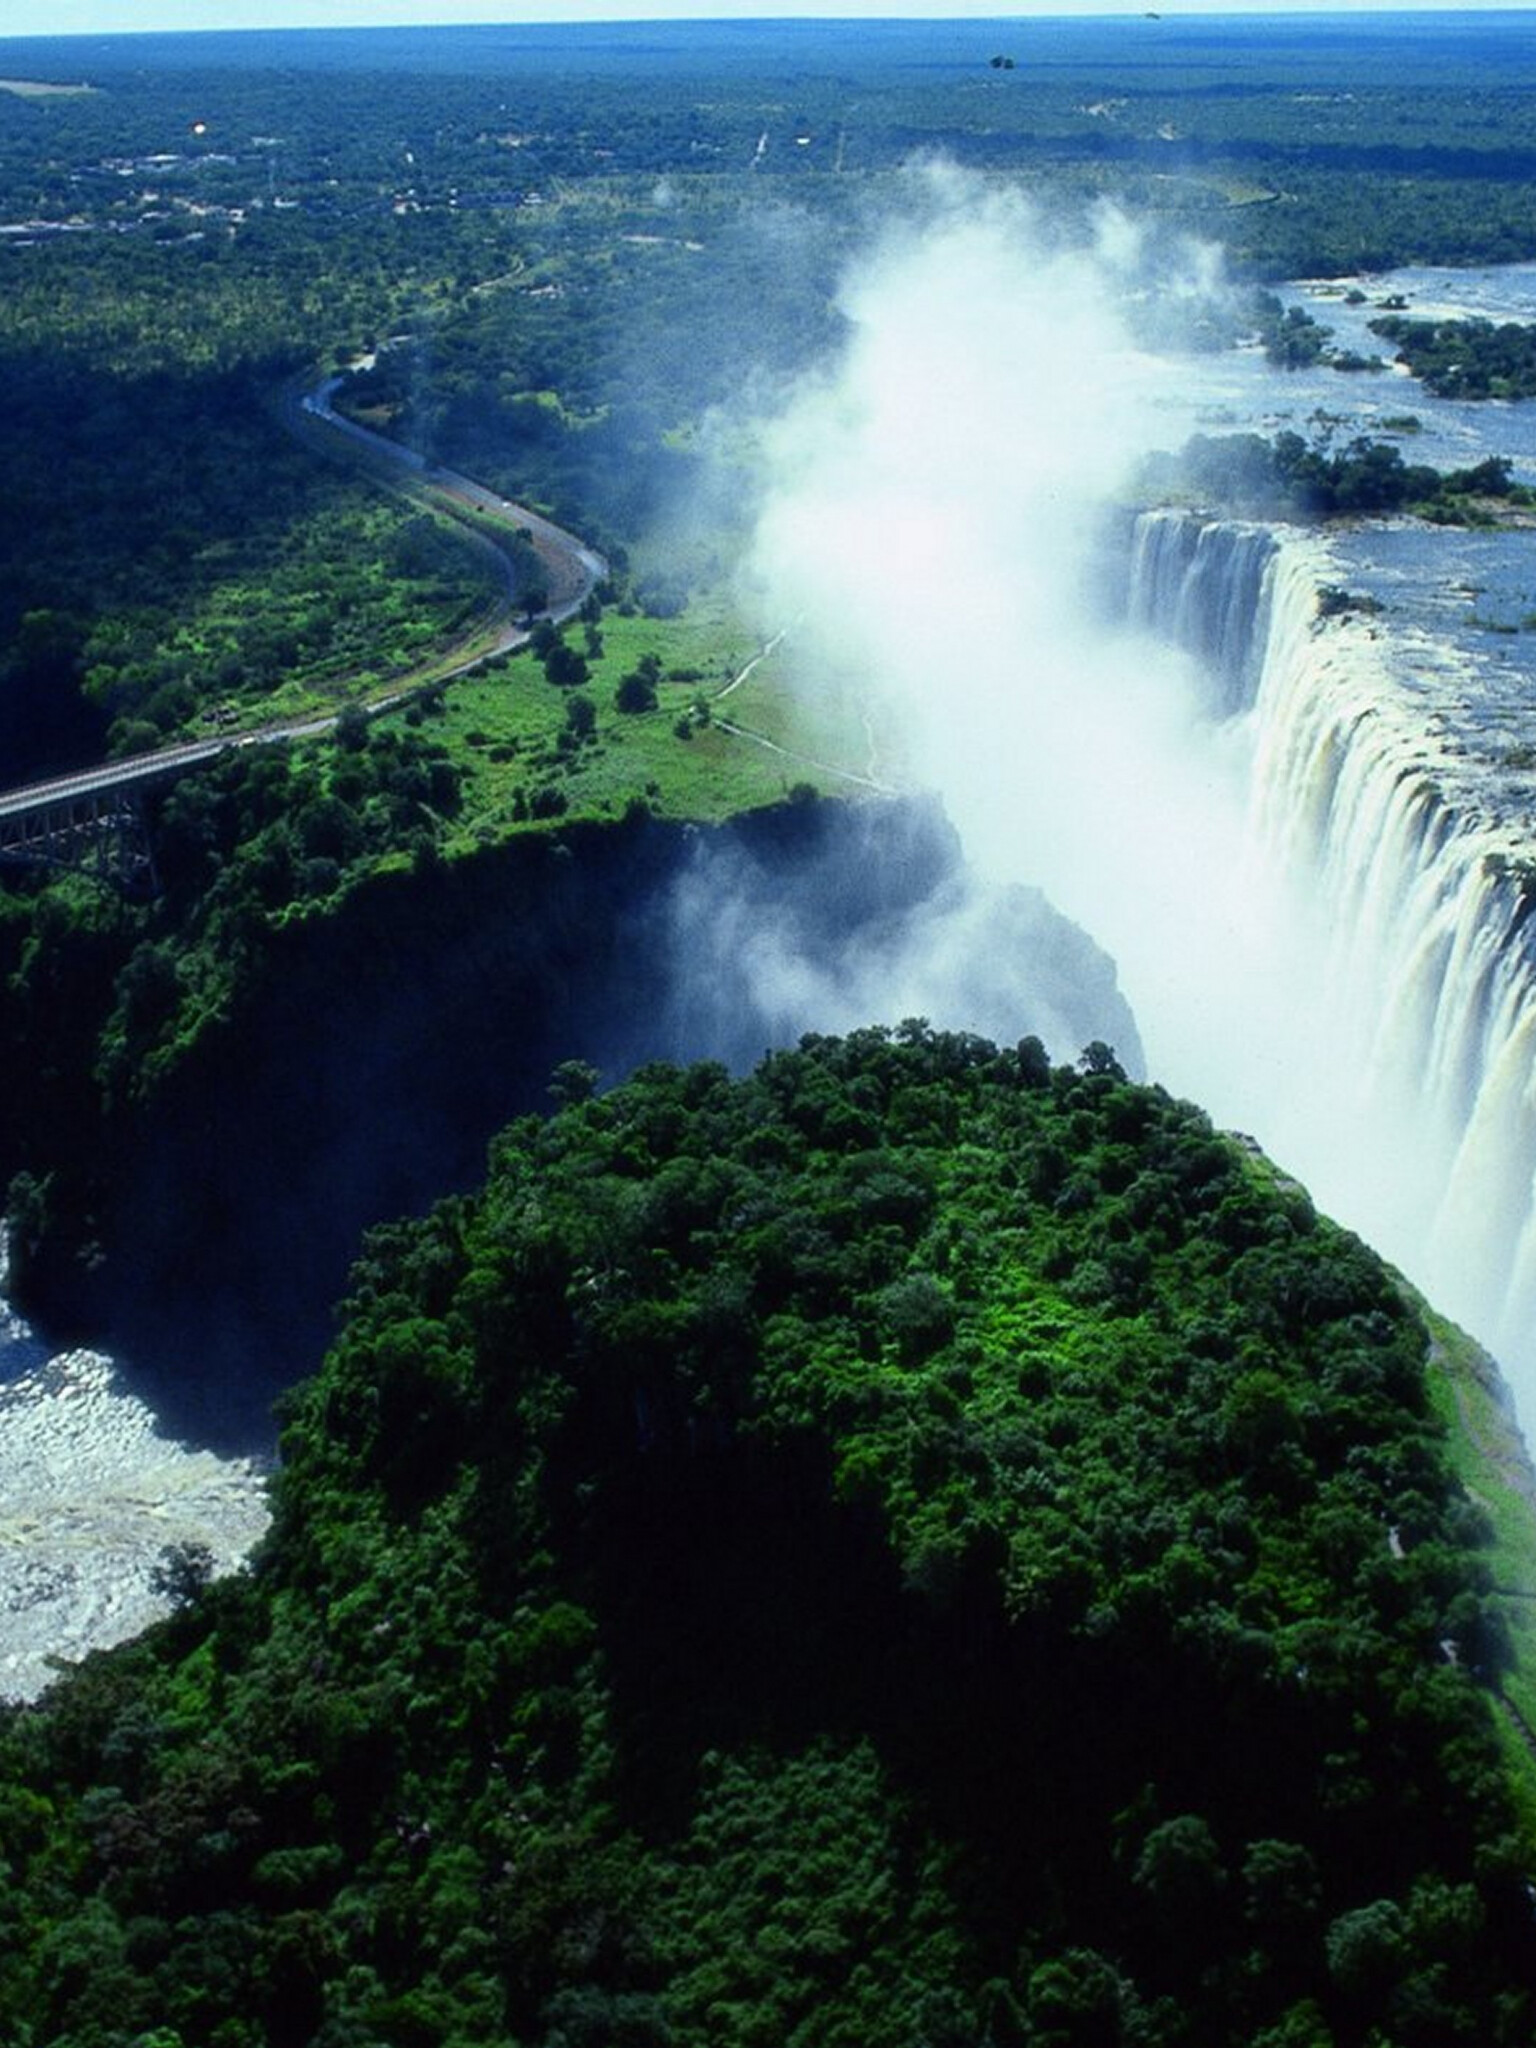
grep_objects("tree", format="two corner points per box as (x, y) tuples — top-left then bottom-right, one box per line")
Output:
(544, 642), (590, 689)
(563, 693), (597, 743)
(615, 665), (658, 714)
(1132, 1814), (1227, 1925)
(549, 1059), (600, 1107)
(150, 1541), (215, 1612)
(1242, 1838), (1321, 1936)
(1079, 1041), (1125, 1080)
(1025, 1949), (1144, 2048)
(1017, 1035), (1052, 1089)
(1325, 1898), (1409, 2001)
(333, 702), (370, 752)
(876, 1270), (955, 1367)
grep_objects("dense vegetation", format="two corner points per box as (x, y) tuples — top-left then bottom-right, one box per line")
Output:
(1368, 315), (1536, 402)
(5, 14), (1536, 780)
(1, 1028), (1531, 2046)
(1136, 432), (1532, 526)
(0, 714), (465, 1259)
(2, 14), (1534, 1134)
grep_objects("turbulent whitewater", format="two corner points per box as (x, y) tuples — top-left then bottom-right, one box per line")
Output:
(0, 1277), (269, 1702)
(1125, 509), (1536, 1410)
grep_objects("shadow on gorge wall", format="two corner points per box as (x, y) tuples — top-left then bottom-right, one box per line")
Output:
(31, 796), (1138, 1455)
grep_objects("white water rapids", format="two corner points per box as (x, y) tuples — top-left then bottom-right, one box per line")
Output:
(0, 1270), (269, 1702)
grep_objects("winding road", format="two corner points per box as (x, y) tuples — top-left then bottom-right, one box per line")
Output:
(0, 371), (889, 838)
(0, 373), (608, 831)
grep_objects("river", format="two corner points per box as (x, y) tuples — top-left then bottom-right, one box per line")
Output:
(0, 1252), (269, 1702)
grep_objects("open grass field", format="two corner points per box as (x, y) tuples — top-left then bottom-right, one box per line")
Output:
(424, 589), (894, 841)
(1421, 1302), (1536, 1820)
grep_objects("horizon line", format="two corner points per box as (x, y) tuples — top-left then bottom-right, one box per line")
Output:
(8, 4), (1536, 47)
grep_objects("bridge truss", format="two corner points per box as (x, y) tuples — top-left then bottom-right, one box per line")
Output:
(0, 786), (158, 896)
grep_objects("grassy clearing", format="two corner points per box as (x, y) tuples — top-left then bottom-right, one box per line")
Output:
(0, 79), (96, 98)
(418, 585), (892, 842)
(1417, 1299), (1536, 1812)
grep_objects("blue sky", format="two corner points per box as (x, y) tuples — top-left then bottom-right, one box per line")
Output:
(6, 0), (1534, 38)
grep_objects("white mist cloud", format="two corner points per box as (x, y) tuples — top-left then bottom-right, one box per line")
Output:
(731, 169), (1519, 1388)
(651, 807), (1142, 1078)
(647, 161), (1536, 1428)
(741, 172), (1281, 1100)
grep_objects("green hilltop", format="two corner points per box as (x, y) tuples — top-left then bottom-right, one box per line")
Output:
(2, 1029), (1533, 2046)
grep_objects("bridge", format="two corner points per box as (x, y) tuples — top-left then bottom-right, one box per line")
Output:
(0, 733), (266, 893)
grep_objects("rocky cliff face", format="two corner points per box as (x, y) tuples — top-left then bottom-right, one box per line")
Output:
(23, 796), (1138, 1450)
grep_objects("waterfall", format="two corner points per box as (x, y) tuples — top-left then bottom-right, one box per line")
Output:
(1127, 509), (1536, 1414)
(1120, 509), (1280, 718)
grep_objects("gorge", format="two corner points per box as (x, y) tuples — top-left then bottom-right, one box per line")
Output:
(15, 492), (1536, 1692)
(13, 228), (1536, 1684)
(0, 795), (1139, 1696)
(6, 22), (1536, 2031)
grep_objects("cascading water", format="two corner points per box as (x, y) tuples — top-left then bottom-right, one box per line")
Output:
(1119, 509), (1281, 719)
(743, 215), (1536, 1426)
(1125, 507), (1536, 1415)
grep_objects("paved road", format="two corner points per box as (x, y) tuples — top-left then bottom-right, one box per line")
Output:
(0, 376), (607, 826)
(301, 377), (606, 627)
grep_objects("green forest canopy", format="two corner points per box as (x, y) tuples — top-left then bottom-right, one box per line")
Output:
(1, 1028), (1532, 2047)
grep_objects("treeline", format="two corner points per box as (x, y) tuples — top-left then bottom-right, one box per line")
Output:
(1369, 315), (1536, 401)
(329, 183), (847, 573)
(0, 342), (496, 778)
(1139, 430), (1531, 524)
(0, 1026), (1529, 2046)
(7, 23), (1536, 773)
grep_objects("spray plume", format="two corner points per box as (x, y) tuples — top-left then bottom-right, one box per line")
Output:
(725, 168), (1530, 1413)
(743, 173), (1285, 1101)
